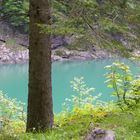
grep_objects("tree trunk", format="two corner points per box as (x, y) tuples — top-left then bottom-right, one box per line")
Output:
(26, 0), (54, 132)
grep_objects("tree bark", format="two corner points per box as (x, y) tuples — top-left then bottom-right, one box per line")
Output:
(26, 0), (54, 132)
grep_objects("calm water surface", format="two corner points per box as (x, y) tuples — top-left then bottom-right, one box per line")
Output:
(0, 59), (139, 113)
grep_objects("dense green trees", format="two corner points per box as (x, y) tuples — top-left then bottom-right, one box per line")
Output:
(0, 0), (29, 32)
(54, 0), (140, 55)
(1, 0), (139, 55)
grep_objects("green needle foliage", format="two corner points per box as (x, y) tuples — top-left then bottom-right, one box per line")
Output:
(0, 0), (29, 32)
(53, 0), (140, 55)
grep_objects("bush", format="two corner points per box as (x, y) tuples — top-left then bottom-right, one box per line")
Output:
(63, 77), (101, 113)
(0, 91), (26, 134)
(128, 78), (140, 104)
(105, 61), (140, 108)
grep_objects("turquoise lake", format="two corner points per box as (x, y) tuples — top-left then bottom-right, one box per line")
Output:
(0, 59), (139, 113)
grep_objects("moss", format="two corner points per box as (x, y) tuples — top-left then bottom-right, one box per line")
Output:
(55, 50), (65, 56)
(5, 38), (27, 51)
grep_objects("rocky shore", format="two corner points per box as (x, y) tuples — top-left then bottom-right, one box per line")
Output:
(51, 47), (113, 62)
(0, 40), (113, 64)
(0, 22), (140, 64)
(0, 42), (28, 64)
(0, 22), (115, 64)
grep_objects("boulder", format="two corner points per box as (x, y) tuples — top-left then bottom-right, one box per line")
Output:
(51, 55), (63, 62)
(85, 127), (115, 140)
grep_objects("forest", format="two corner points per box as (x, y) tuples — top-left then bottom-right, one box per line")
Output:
(0, 0), (140, 140)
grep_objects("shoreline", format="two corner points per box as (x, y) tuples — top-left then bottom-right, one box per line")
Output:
(0, 42), (114, 64)
(0, 51), (114, 65)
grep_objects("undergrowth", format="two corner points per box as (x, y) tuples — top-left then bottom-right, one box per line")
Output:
(1, 104), (140, 140)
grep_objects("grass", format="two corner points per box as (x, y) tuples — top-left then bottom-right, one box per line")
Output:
(1, 104), (140, 140)
(5, 38), (27, 51)
(100, 108), (140, 140)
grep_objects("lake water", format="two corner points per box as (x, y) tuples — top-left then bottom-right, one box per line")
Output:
(0, 58), (139, 113)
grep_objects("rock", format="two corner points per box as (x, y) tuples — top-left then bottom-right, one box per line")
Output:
(53, 47), (98, 61)
(0, 41), (29, 64)
(0, 40), (114, 64)
(51, 55), (63, 62)
(85, 127), (115, 140)
(0, 22), (115, 64)
(51, 35), (75, 49)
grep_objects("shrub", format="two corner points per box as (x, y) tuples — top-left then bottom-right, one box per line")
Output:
(0, 91), (26, 133)
(128, 78), (140, 104)
(105, 61), (140, 108)
(63, 77), (101, 113)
